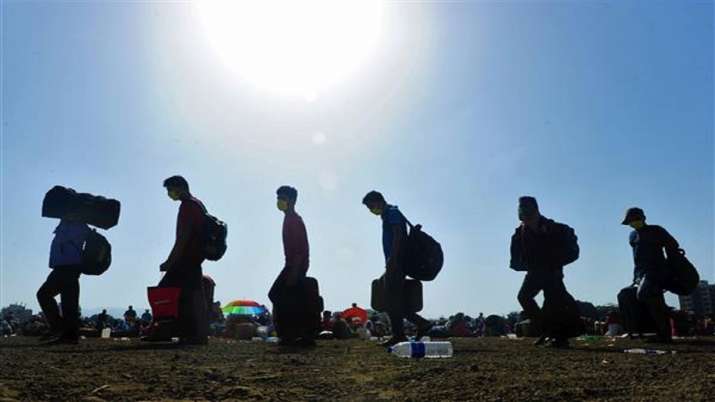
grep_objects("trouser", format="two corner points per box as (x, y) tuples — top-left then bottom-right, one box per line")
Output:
(159, 263), (208, 340)
(517, 268), (576, 339)
(637, 271), (672, 339)
(37, 267), (81, 338)
(385, 260), (430, 337)
(269, 266), (315, 340)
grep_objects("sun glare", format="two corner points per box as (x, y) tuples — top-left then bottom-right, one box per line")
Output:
(195, 0), (384, 100)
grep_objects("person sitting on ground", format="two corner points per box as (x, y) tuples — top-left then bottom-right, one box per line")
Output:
(124, 305), (137, 325)
(321, 311), (334, 332)
(97, 309), (109, 330)
(141, 309), (152, 324)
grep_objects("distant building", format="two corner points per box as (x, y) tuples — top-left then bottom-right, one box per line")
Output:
(679, 281), (715, 317)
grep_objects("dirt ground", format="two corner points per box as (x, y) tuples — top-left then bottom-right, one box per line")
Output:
(1, 336), (713, 401)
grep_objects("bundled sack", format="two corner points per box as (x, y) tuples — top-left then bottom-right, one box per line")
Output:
(370, 275), (423, 313)
(617, 286), (657, 335)
(42, 186), (121, 229)
(402, 215), (444, 281)
(80, 229), (112, 275)
(664, 249), (700, 296)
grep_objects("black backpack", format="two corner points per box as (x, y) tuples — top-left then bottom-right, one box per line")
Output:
(201, 212), (228, 261)
(402, 214), (444, 281)
(664, 249), (699, 296)
(81, 229), (112, 275)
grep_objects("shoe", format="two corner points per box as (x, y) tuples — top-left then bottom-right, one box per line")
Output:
(43, 336), (79, 345)
(278, 338), (297, 347)
(179, 337), (208, 346)
(141, 334), (173, 342)
(380, 336), (407, 348)
(416, 323), (434, 341)
(646, 336), (673, 344)
(39, 330), (62, 341)
(296, 337), (317, 348)
(533, 335), (549, 346)
(546, 338), (570, 349)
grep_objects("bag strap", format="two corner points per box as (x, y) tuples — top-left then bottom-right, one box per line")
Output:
(397, 209), (415, 229)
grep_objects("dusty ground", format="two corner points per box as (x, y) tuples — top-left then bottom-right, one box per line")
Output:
(1, 336), (713, 401)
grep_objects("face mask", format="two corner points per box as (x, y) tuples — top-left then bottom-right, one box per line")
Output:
(629, 220), (645, 230)
(370, 208), (382, 216)
(168, 189), (180, 201)
(277, 199), (289, 211)
(518, 206), (536, 222)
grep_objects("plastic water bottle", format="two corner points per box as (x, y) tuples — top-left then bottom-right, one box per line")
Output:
(624, 348), (676, 355)
(389, 341), (453, 358)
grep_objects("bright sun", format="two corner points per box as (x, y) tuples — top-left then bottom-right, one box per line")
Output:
(195, 0), (384, 100)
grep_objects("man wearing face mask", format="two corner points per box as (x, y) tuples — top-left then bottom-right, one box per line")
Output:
(621, 207), (679, 343)
(510, 196), (581, 348)
(268, 185), (313, 346)
(153, 175), (208, 345)
(362, 191), (432, 348)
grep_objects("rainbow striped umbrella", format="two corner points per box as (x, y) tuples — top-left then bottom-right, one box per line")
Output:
(222, 300), (268, 317)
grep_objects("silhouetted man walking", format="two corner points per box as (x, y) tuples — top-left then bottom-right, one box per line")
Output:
(510, 196), (581, 348)
(268, 185), (314, 347)
(621, 207), (678, 343)
(363, 191), (432, 348)
(157, 175), (208, 345)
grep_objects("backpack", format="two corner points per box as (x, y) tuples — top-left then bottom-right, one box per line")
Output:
(81, 229), (112, 275)
(558, 224), (580, 267)
(664, 249), (699, 296)
(201, 212), (228, 261)
(401, 213), (444, 281)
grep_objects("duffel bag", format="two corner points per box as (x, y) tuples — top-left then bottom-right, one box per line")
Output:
(664, 249), (699, 296)
(370, 275), (423, 313)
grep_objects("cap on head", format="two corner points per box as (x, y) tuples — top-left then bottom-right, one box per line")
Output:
(518, 196), (539, 211)
(621, 207), (645, 225)
(276, 185), (298, 203)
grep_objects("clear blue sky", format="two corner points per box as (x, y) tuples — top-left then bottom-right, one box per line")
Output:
(2, 1), (712, 318)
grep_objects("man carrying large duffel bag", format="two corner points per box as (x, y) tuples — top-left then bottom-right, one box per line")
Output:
(269, 185), (321, 347)
(362, 191), (434, 348)
(621, 207), (682, 343)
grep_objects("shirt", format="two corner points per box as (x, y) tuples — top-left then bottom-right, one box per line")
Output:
(49, 220), (90, 268)
(381, 205), (407, 262)
(629, 224), (679, 277)
(282, 211), (310, 273)
(176, 196), (206, 266)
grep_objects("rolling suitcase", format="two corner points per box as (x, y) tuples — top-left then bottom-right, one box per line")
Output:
(270, 275), (324, 339)
(42, 186), (121, 229)
(370, 275), (423, 313)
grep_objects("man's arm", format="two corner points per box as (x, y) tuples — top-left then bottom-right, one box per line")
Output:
(161, 204), (196, 271)
(509, 230), (526, 271)
(660, 227), (680, 255)
(284, 218), (308, 284)
(386, 224), (405, 271)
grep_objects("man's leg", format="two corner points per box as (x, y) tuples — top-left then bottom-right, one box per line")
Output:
(542, 269), (577, 346)
(36, 270), (64, 334)
(517, 272), (544, 328)
(384, 263), (407, 340)
(637, 273), (672, 342)
(58, 268), (81, 339)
